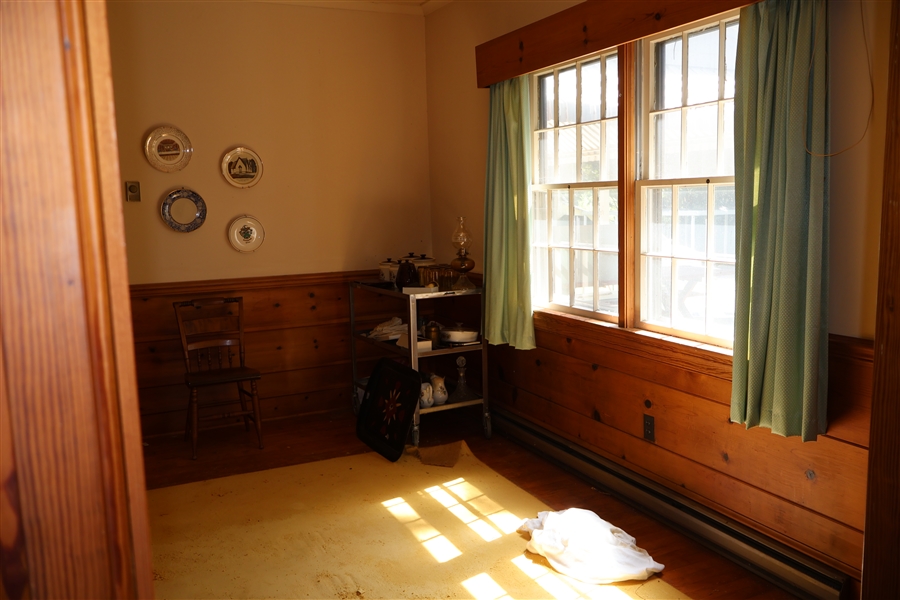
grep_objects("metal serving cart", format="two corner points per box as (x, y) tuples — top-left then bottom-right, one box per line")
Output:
(349, 281), (490, 446)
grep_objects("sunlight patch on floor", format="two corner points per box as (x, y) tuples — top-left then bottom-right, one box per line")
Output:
(461, 572), (513, 600)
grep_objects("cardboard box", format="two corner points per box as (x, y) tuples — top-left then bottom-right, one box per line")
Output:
(396, 336), (432, 351)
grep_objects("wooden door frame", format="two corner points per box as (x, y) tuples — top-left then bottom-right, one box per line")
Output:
(1, 0), (152, 597)
(861, 0), (900, 596)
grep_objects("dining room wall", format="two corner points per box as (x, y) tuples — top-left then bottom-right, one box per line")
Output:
(108, 0), (432, 284)
(423, 0), (581, 266)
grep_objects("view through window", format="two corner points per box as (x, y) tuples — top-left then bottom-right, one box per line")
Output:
(531, 12), (738, 347)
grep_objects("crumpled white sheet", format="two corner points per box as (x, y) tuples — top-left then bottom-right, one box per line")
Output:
(367, 317), (408, 341)
(518, 508), (665, 584)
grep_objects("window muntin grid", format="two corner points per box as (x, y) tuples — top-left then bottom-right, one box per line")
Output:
(532, 51), (619, 321)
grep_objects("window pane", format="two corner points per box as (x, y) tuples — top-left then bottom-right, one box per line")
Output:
(708, 262), (735, 339)
(582, 60), (602, 123)
(558, 127), (576, 183)
(531, 246), (549, 305)
(645, 187), (672, 255)
(684, 104), (717, 177)
(651, 111), (681, 179)
(532, 190), (548, 246)
(598, 251), (618, 315)
(538, 131), (553, 184)
(573, 189), (593, 248)
(724, 21), (739, 99)
(722, 100), (734, 176)
(559, 67), (577, 126)
(674, 259), (706, 333)
(597, 188), (618, 250)
(712, 185), (735, 259)
(642, 256), (671, 325)
(605, 54), (618, 118)
(539, 74), (555, 128)
(573, 250), (594, 310)
(551, 190), (569, 246)
(676, 185), (707, 258)
(687, 26), (719, 105)
(552, 248), (570, 305)
(581, 123), (601, 182)
(603, 119), (618, 181)
(655, 37), (682, 110)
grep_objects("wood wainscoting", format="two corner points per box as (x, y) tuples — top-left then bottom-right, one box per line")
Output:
(131, 272), (874, 583)
(130, 272), (391, 438)
(488, 310), (873, 584)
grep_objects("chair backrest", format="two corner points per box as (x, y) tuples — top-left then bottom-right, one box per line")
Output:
(173, 297), (247, 373)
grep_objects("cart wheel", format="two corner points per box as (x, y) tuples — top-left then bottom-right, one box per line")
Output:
(483, 414), (492, 439)
(412, 426), (420, 447)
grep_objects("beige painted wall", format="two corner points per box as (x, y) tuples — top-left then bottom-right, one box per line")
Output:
(109, 1), (432, 284)
(424, 1), (580, 266)
(828, 0), (890, 340)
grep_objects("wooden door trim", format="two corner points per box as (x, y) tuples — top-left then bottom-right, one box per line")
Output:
(862, 0), (900, 595)
(80, 1), (154, 595)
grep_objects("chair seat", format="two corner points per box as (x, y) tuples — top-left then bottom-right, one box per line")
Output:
(185, 366), (261, 387)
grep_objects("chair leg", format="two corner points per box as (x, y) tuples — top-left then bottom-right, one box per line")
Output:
(184, 390), (192, 441)
(250, 379), (263, 449)
(237, 381), (250, 431)
(190, 387), (199, 460)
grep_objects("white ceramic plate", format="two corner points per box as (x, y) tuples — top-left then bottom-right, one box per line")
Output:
(221, 146), (263, 188)
(144, 126), (192, 172)
(227, 215), (265, 253)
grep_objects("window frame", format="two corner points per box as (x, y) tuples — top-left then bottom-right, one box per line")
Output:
(529, 10), (738, 350)
(635, 10), (739, 348)
(530, 50), (622, 325)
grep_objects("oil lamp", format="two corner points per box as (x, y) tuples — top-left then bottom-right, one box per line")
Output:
(450, 216), (475, 290)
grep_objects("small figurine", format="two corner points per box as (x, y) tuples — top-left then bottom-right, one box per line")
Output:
(430, 374), (448, 405)
(419, 382), (434, 408)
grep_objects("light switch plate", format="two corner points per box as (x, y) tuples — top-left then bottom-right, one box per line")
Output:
(124, 181), (141, 202)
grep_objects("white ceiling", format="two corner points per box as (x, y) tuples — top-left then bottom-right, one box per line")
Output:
(258, 0), (452, 16)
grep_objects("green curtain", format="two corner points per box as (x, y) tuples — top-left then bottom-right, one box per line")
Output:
(483, 76), (535, 350)
(731, 0), (829, 441)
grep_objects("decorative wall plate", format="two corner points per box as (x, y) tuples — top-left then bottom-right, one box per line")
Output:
(144, 126), (192, 172)
(228, 215), (265, 252)
(221, 147), (263, 188)
(160, 188), (206, 232)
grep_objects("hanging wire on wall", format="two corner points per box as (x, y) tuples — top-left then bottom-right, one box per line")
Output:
(806, 0), (874, 158)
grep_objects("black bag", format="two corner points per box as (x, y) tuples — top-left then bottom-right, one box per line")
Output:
(356, 358), (420, 462)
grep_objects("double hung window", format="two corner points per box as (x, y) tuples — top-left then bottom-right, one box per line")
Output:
(530, 12), (738, 347)
(531, 51), (620, 318)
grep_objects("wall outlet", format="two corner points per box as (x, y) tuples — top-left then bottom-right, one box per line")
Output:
(643, 414), (655, 442)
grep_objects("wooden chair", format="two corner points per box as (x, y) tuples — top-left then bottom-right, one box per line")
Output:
(173, 297), (263, 459)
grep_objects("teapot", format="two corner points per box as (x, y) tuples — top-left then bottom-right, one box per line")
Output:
(395, 259), (419, 289)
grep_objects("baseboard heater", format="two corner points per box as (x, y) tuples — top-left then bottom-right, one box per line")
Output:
(492, 409), (850, 600)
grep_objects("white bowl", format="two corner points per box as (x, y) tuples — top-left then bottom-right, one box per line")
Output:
(440, 326), (478, 343)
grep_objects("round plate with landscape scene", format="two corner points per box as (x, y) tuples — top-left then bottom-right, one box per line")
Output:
(221, 146), (263, 188)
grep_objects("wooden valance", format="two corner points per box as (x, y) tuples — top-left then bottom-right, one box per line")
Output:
(475, 0), (758, 88)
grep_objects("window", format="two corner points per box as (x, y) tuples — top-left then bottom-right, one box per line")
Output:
(531, 51), (620, 318)
(530, 12), (738, 347)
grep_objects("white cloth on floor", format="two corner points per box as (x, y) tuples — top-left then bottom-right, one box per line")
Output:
(518, 508), (665, 584)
